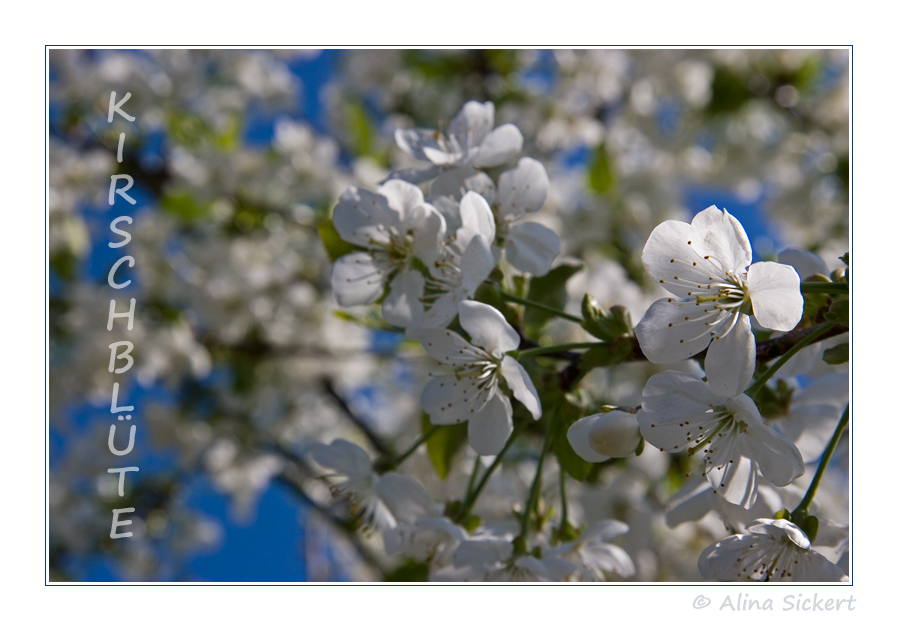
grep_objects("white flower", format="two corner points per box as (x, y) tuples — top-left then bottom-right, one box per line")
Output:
(493, 157), (560, 276)
(330, 179), (444, 327)
(418, 300), (542, 455)
(394, 101), (523, 181)
(698, 518), (848, 582)
(567, 410), (641, 463)
(431, 158), (560, 276)
(309, 439), (435, 533)
(635, 206), (803, 397)
(415, 192), (496, 330)
(551, 520), (636, 581)
(637, 371), (804, 509)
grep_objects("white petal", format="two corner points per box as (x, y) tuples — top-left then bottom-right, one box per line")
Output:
(378, 179), (426, 223)
(374, 472), (436, 524)
(430, 167), (497, 203)
(459, 234), (496, 294)
(394, 128), (437, 162)
(457, 191), (496, 249)
(332, 187), (399, 246)
(634, 298), (717, 364)
(501, 355), (542, 419)
(567, 415), (610, 463)
(690, 206), (752, 272)
(637, 371), (717, 451)
(458, 300), (520, 354)
(309, 439), (372, 480)
(585, 410), (641, 458)
(411, 205), (447, 267)
(468, 393), (513, 455)
(382, 270), (425, 327)
(330, 253), (387, 306)
(705, 315), (755, 396)
(505, 222), (561, 277)
(418, 328), (490, 366)
(420, 374), (490, 425)
(448, 101), (494, 151)
(747, 261), (803, 331)
(472, 124), (524, 167)
(496, 157), (549, 221)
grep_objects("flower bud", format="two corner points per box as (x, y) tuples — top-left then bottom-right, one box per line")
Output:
(567, 410), (641, 462)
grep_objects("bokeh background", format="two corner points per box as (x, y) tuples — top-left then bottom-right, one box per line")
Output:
(47, 48), (850, 581)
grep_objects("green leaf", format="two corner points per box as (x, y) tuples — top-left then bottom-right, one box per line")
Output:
(548, 394), (592, 482)
(823, 343), (849, 365)
(523, 263), (583, 332)
(345, 98), (375, 157)
(587, 143), (615, 195)
(318, 218), (358, 262)
(422, 414), (467, 479)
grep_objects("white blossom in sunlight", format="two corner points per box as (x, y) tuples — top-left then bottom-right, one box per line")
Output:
(418, 301), (541, 455)
(635, 206), (803, 396)
(393, 100), (523, 182)
(330, 179), (445, 327)
(567, 410), (641, 463)
(698, 518), (848, 582)
(637, 371), (804, 509)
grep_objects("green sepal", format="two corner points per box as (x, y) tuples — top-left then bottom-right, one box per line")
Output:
(775, 508), (792, 521)
(799, 515), (819, 543)
(823, 343), (849, 365)
(580, 295), (634, 342)
(422, 413), (467, 480)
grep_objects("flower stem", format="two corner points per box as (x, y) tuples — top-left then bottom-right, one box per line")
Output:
(792, 405), (849, 521)
(520, 416), (555, 543)
(745, 323), (837, 399)
(460, 424), (523, 518)
(496, 288), (584, 324)
(801, 282), (849, 295)
(388, 425), (442, 469)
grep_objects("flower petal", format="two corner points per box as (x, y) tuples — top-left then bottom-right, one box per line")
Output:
(430, 167), (497, 203)
(382, 270), (425, 327)
(457, 191), (496, 250)
(418, 328), (490, 366)
(747, 261), (803, 331)
(420, 374), (491, 425)
(472, 124), (523, 167)
(501, 355), (542, 419)
(496, 157), (549, 222)
(690, 206), (752, 272)
(505, 222), (561, 277)
(331, 252), (387, 306)
(635, 298), (718, 364)
(705, 315), (755, 396)
(468, 393), (513, 455)
(458, 300), (520, 355)
(567, 415), (611, 463)
(332, 187), (399, 246)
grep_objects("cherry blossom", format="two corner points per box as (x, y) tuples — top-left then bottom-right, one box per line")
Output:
(698, 518), (848, 581)
(330, 179), (444, 327)
(637, 371), (804, 509)
(635, 206), (803, 396)
(418, 300), (541, 455)
(567, 410), (641, 463)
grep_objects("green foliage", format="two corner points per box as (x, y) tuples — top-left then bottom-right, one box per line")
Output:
(422, 414), (467, 479)
(823, 343), (849, 365)
(345, 98), (376, 158)
(823, 298), (849, 327)
(587, 143), (615, 195)
(523, 263), (583, 332)
(161, 189), (212, 222)
(318, 218), (358, 262)
(383, 560), (430, 582)
(546, 392), (592, 482)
